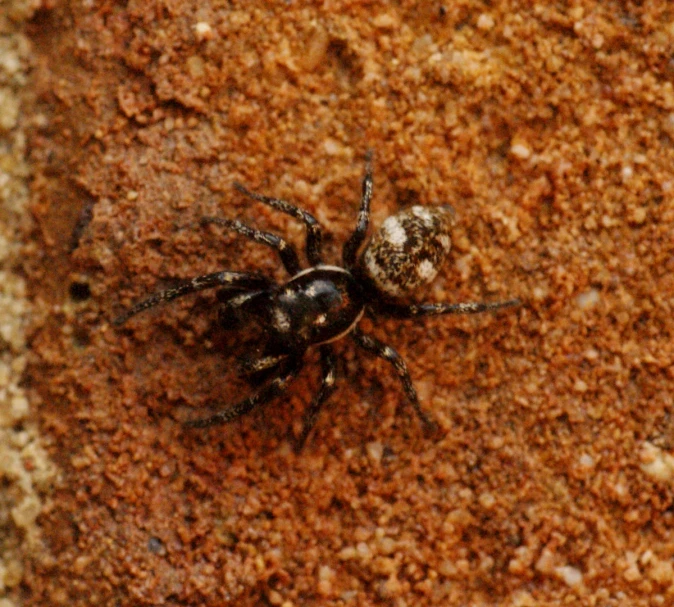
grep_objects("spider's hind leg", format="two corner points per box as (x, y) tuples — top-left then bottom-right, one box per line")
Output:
(200, 216), (302, 276)
(342, 151), (374, 270)
(351, 327), (437, 434)
(375, 298), (521, 319)
(233, 183), (324, 266)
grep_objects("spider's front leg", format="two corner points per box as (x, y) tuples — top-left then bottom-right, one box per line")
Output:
(114, 271), (272, 325)
(237, 351), (290, 388)
(185, 356), (303, 428)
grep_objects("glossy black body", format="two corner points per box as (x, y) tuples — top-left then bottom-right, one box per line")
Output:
(264, 266), (365, 351)
(215, 266), (365, 353)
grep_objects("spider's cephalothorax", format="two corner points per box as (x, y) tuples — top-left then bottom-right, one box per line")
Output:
(114, 155), (519, 450)
(226, 265), (365, 353)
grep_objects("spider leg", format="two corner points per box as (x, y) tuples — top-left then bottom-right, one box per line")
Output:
(185, 356), (302, 428)
(376, 298), (521, 319)
(238, 354), (287, 388)
(350, 327), (436, 432)
(114, 271), (271, 325)
(233, 182), (323, 266)
(295, 345), (337, 452)
(239, 353), (288, 376)
(342, 151), (374, 270)
(217, 289), (270, 330)
(200, 217), (301, 276)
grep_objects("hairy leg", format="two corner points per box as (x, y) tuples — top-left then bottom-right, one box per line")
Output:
(376, 298), (521, 319)
(350, 327), (436, 431)
(295, 345), (337, 451)
(234, 182), (323, 266)
(185, 356), (302, 428)
(342, 151), (374, 270)
(200, 216), (301, 276)
(114, 271), (271, 325)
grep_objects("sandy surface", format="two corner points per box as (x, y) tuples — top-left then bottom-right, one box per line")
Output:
(16, 1), (674, 605)
(0, 2), (56, 606)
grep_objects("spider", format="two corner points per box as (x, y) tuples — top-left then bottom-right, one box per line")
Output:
(114, 154), (519, 450)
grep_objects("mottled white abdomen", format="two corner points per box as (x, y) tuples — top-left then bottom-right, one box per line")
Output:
(360, 205), (456, 298)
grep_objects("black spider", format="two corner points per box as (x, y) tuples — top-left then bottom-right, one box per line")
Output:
(114, 155), (519, 450)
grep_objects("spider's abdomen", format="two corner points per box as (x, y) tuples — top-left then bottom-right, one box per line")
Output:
(267, 266), (365, 351)
(360, 205), (456, 298)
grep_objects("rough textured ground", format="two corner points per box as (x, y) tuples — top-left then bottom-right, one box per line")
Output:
(18, 1), (674, 606)
(0, 2), (56, 606)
